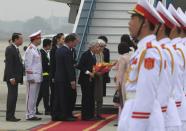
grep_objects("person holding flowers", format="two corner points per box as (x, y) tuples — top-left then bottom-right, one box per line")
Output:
(77, 41), (99, 120)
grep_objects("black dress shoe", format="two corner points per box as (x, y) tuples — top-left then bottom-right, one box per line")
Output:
(95, 115), (105, 120)
(52, 118), (61, 121)
(36, 111), (43, 115)
(82, 117), (97, 121)
(64, 117), (76, 121)
(45, 111), (50, 115)
(6, 118), (21, 122)
(70, 115), (78, 119)
(27, 116), (42, 121)
(51, 116), (66, 121)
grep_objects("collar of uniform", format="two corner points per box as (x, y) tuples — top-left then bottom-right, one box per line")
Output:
(159, 38), (171, 45)
(137, 34), (156, 50)
(130, 34), (156, 61)
(30, 43), (37, 50)
(171, 37), (182, 45)
(64, 44), (70, 49)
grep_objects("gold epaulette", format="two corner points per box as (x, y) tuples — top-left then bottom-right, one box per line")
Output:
(173, 44), (186, 69)
(125, 42), (163, 83)
(161, 44), (174, 74)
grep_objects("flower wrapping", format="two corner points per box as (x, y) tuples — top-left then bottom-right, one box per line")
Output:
(93, 62), (114, 74)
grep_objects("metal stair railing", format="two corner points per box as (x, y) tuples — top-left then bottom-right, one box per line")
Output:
(76, 0), (96, 61)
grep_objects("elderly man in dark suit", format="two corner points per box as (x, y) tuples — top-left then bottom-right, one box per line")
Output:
(77, 41), (100, 120)
(52, 34), (77, 121)
(4, 33), (24, 122)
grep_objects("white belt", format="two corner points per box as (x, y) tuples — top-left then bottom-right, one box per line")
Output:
(126, 91), (136, 100)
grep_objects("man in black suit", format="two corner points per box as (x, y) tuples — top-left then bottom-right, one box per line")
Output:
(4, 33), (24, 122)
(77, 42), (99, 120)
(36, 39), (51, 115)
(69, 33), (80, 119)
(98, 36), (110, 96)
(52, 34), (77, 121)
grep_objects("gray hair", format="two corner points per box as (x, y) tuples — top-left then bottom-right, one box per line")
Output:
(96, 39), (106, 46)
(86, 39), (98, 49)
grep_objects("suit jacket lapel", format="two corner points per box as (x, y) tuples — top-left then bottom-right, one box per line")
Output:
(11, 44), (22, 63)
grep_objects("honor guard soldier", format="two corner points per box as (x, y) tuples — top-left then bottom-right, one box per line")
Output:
(169, 5), (186, 130)
(176, 7), (186, 131)
(118, 0), (166, 131)
(25, 30), (42, 121)
(177, 8), (186, 95)
(156, 2), (182, 131)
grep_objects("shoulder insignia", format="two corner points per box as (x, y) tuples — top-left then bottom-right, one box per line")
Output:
(146, 42), (153, 49)
(173, 44), (176, 50)
(29, 45), (33, 49)
(132, 58), (138, 65)
(161, 44), (165, 49)
(144, 58), (155, 70)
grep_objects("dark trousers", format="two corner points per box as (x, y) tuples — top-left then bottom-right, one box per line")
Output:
(6, 82), (18, 119)
(103, 81), (106, 96)
(94, 75), (103, 116)
(68, 88), (77, 117)
(80, 81), (95, 119)
(50, 81), (55, 110)
(36, 77), (50, 112)
(52, 82), (73, 119)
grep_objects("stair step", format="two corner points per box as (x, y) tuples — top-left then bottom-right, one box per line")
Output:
(95, 2), (135, 11)
(79, 18), (129, 27)
(91, 18), (128, 28)
(77, 26), (128, 35)
(81, 10), (131, 19)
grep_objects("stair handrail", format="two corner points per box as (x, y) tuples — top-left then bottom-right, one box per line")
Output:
(76, 0), (96, 60)
(73, 0), (85, 33)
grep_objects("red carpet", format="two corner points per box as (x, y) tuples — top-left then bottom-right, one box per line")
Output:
(31, 114), (117, 131)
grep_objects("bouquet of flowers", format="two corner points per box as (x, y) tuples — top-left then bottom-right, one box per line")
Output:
(93, 62), (116, 75)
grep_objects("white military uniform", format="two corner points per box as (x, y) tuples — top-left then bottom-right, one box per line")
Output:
(118, 35), (165, 131)
(25, 43), (42, 119)
(159, 38), (182, 131)
(179, 38), (186, 131)
(170, 37), (186, 130)
(169, 5), (186, 130)
(182, 38), (186, 100)
(178, 7), (186, 93)
(156, 2), (182, 131)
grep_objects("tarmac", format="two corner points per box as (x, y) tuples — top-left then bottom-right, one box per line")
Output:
(0, 84), (117, 131)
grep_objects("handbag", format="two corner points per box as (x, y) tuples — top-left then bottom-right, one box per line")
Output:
(113, 89), (120, 104)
